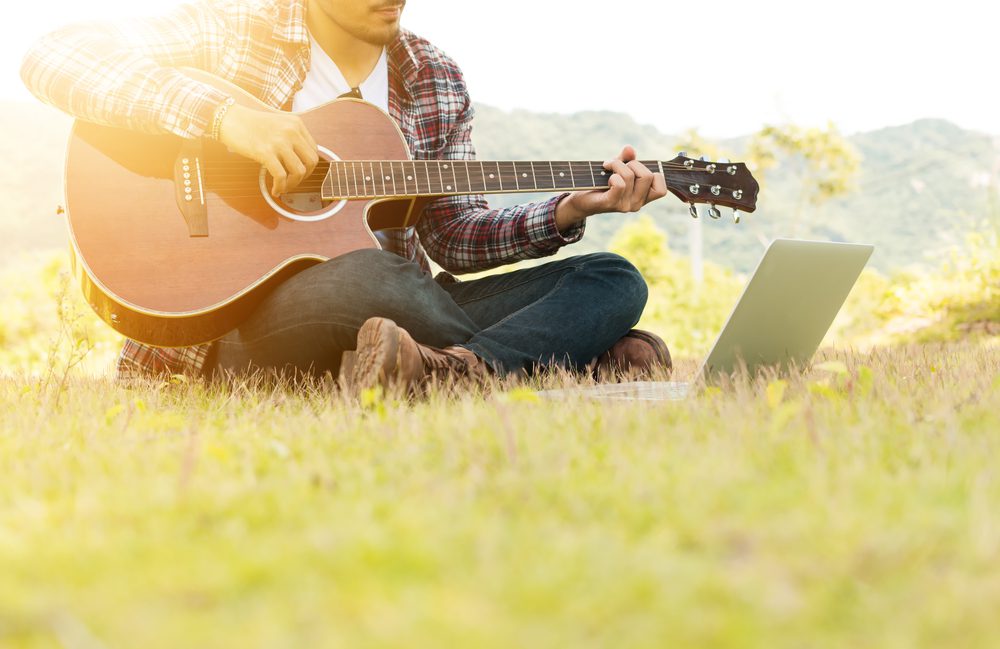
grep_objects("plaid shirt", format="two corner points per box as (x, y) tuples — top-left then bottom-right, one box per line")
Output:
(21, 0), (584, 379)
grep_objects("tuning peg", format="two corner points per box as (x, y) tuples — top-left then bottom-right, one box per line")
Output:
(708, 204), (721, 219)
(677, 151), (687, 158)
(689, 204), (699, 219)
(733, 210), (741, 224)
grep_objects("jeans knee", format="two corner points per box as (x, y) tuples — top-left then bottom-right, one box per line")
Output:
(582, 252), (648, 326)
(334, 248), (409, 277)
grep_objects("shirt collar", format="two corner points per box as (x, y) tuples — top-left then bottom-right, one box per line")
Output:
(275, 0), (421, 96)
(387, 31), (421, 100)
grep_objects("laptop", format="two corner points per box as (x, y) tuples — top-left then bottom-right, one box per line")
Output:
(540, 238), (874, 401)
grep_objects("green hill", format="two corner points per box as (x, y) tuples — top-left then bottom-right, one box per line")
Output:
(2, 101), (996, 273)
(474, 108), (999, 273)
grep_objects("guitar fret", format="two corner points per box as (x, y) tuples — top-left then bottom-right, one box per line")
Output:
(480, 161), (501, 192)
(436, 162), (444, 192)
(378, 161), (386, 196)
(441, 161), (457, 193)
(369, 162), (378, 196)
(569, 162), (593, 189)
(551, 161), (573, 189)
(497, 162), (517, 191)
(471, 161), (487, 193)
(530, 162), (538, 189)
(464, 162), (472, 195)
(568, 162), (576, 188)
(424, 161), (434, 195)
(513, 162), (533, 191)
(405, 161), (418, 194)
(534, 161), (554, 190)
(448, 162), (459, 193)
(589, 162), (597, 189)
(392, 161), (405, 195)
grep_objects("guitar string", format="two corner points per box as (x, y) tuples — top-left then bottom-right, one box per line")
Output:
(194, 179), (749, 201)
(195, 160), (745, 195)
(202, 172), (745, 192)
(200, 164), (724, 183)
(195, 161), (714, 172)
(198, 178), (747, 195)
(195, 177), (741, 195)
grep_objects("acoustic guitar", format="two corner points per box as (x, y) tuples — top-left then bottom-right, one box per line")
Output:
(64, 69), (759, 347)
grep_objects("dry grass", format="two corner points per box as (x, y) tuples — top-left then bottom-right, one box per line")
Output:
(1, 340), (998, 648)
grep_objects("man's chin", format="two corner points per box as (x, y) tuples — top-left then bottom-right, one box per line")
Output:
(358, 24), (401, 46)
(368, 24), (400, 45)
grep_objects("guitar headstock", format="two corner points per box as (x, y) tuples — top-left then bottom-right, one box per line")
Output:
(663, 154), (759, 222)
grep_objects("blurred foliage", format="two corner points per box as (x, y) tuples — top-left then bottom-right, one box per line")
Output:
(608, 216), (998, 358)
(831, 225), (1000, 346)
(748, 122), (861, 207)
(0, 252), (121, 376)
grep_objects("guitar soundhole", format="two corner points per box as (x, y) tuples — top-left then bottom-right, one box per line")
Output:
(259, 145), (346, 222)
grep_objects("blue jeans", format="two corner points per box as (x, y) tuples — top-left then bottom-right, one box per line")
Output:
(209, 249), (647, 377)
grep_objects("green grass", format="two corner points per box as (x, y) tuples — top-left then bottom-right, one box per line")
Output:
(2, 341), (999, 648)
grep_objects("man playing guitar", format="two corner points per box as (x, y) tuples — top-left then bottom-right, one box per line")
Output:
(21, 0), (673, 391)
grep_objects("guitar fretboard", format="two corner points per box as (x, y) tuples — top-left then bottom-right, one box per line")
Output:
(320, 160), (663, 200)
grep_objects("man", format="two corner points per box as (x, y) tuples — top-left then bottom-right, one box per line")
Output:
(21, 0), (672, 392)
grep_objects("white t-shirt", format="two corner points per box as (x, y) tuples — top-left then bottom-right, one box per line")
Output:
(291, 36), (389, 113)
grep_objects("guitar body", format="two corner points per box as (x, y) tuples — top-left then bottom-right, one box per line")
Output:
(66, 70), (416, 346)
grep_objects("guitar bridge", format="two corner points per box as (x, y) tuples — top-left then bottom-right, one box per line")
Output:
(174, 142), (208, 237)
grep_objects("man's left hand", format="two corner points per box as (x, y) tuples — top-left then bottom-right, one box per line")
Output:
(554, 145), (668, 234)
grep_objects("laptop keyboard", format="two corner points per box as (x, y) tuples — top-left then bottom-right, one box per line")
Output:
(537, 381), (692, 402)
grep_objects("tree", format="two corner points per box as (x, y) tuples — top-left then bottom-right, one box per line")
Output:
(747, 123), (861, 236)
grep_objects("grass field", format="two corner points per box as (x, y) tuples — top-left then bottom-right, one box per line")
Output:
(2, 340), (999, 648)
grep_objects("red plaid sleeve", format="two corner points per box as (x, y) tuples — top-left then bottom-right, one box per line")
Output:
(116, 339), (213, 380)
(416, 98), (586, 274)
(20, 1), (231, 139)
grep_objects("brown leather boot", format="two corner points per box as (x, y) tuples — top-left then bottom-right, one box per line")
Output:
(339, 317), (487, 394)
(593, 329), (672, 380)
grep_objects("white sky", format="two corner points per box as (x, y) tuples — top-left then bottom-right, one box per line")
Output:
(2, 0), (997, 137)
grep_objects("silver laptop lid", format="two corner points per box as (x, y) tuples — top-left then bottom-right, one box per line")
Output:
(700, 239), (874, 379)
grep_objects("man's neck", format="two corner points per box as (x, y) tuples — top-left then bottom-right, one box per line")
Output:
(306, 0), (384, 87)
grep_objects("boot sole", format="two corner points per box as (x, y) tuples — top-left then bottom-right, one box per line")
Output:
(344, 317), (400, 393)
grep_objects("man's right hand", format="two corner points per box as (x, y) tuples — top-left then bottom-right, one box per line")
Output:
(217, 104), (319, 197)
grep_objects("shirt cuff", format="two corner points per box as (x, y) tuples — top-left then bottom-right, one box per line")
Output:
(524, 193), (586, 254)
(158, 75), (232, 140)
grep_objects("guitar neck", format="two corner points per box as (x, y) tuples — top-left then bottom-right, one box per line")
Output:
(320, 159), (664, 200)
